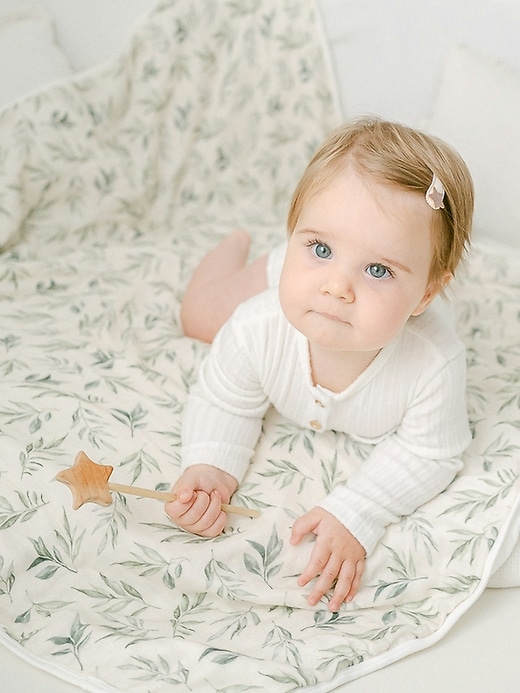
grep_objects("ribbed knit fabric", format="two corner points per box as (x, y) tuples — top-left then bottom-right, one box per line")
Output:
(182, 288), (471, 554)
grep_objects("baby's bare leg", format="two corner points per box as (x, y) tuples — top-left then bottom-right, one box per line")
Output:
(181, 230), (268, 343)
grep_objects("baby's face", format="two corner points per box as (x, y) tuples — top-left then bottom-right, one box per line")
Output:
(279, 164), (438, 357)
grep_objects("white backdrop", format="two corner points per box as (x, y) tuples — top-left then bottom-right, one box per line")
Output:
(1, 0), (519, 127)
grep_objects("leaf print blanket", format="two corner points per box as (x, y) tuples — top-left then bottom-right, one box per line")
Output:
(0, 1), (519, 691)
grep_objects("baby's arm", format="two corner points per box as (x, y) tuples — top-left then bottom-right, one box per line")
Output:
(291, 507), (366, 611)
(177, 299), (270, 536)
(165, 464), (238, 537)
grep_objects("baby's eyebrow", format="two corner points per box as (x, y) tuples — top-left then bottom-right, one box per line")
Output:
(295, 227), (322, 237)
(379, 257), (412, 273)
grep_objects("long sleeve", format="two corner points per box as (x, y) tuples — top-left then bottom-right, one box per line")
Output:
(318, 350), (471, 554)
(181, 314), (270, 482)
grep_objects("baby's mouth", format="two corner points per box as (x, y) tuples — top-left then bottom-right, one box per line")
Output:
(314, 310), (350, 324)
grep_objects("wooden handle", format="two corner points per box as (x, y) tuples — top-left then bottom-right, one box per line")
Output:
(108, 482), (261, 518)
(57, 452), (261, 519)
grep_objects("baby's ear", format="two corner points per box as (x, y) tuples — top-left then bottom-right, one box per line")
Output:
(412, 272), (452, 316)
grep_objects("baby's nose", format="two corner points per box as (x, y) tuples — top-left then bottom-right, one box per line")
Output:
(320, 273), (354, 302)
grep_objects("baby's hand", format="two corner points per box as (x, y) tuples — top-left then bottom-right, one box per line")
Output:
(290, 506), (366, 612)
(165, 464), (238, 537)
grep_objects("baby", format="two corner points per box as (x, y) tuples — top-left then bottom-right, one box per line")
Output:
(166, 117), (474, 612)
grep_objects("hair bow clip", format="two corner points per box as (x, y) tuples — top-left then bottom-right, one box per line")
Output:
(425, 173), (445, 210)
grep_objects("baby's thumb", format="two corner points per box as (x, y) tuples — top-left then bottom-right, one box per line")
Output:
(290, 515), (307, 545)
(290, 510), (318, 545)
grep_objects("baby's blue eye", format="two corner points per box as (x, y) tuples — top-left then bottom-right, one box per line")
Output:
(367, 263), (392, 279)
(313, 242), (331, 259)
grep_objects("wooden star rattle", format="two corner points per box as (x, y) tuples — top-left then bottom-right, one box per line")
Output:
(56, 451), (261, 519)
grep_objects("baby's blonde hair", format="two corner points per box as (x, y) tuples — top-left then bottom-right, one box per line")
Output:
(287, 117), (474, 287)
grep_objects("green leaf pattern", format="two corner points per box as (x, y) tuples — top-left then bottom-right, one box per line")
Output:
(0, 0), (519, 691)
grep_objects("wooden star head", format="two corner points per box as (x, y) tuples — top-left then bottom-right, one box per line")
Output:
(56, 451), (114, 509)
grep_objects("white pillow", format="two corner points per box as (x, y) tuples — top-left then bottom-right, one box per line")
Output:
(0, 6), (73, 111)
(426, 45), (520, 248)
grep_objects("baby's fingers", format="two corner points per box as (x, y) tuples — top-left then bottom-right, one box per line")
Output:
(299, 549), (365, 611)
(166, 490), (226, 537)
(346, 558), (365, 602)
(328, 559), (365, 612)
(300, 552), (341, 607)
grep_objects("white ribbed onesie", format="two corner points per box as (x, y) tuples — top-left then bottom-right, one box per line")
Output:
(182, 246), (471, 554)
